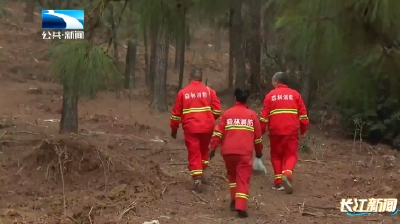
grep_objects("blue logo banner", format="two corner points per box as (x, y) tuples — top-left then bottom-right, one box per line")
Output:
(42, 10), (84, 30)
(346, 209), (398, 216)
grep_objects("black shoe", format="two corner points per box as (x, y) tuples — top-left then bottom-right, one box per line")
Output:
(237, 210), (248, 218)
(281, 175), (293, 194)
(272, 184), (284, 191)
(229, 200), (236, 211)
(192, 179), (203, 193)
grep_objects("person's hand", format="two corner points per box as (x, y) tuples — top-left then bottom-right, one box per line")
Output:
(255, 152), (263, 159)
(300, 133), (306, 138)
(170, 130), (177, 139)
(209, 150), (216, 160)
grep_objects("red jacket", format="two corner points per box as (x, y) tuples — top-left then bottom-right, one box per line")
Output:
(210, 103), (263, 156)
(170, 81), (221, 134)
(259, 84), (309, 135)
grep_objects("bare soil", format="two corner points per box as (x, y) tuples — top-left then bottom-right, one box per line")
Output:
(0, 3), (399, 223)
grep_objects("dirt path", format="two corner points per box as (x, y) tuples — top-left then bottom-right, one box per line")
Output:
(0, 82), (399, 224)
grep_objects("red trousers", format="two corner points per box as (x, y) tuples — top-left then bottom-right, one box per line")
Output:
(223, 154), (252, 211)
(269, 134), (299, 185)
(184, 133), (212, 179)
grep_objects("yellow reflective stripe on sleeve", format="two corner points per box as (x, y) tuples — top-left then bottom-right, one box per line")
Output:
(270, 109), (298, 116)
(254, 137), (262, 144)
(202, 160), (209, 164)
(225, 125), (254, 132)
(211, 109), (222, 115)
(260, 117), (268, 122)
(235, 193), (249, 200)
(190, 170), (203, 176)
(299, 115), (308, 120)
(212, 131), (223, 138)
(182, 106), (212, 114)
(170, 115), (180, 120)
(229, 183), (236, 188)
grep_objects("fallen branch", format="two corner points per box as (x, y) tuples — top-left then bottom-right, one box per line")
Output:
(95, 147), (108, 192)
(0, 140), (20, 144)
(302, 211), (340, 217)
(301, 211), (325, 217)
(45, 163), (53, 180)
(54, 145), (67, 216)
(175, 200), (193, 206)
(117, 202), (136, 220)
(167, 162), (188, 165)
(88, 206), (94, 224)
(0, 131), (8, 139)
(299, 159), (326, 164)
(161, 181), (182, 199)
(14, 166), (24, 176)
(253, 197), (260, 210)
(282, 202), (290, 212)
(296, 203), (337, 210)
(191, 190), (208, 203)
(66, 215), (78, 224)
(13, 131), (39, 135)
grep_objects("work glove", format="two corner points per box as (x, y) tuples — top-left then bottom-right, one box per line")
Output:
(170, 130), (177, 139)
(209, 150), (216, 160)
(255, 152), (263, 159)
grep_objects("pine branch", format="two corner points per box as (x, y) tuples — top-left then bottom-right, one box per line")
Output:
(106, 0), (129, 53)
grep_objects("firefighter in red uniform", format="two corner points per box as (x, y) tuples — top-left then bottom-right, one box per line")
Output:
(209, 88), (263, 218)
(259, 72), (309, 194)
(170, 69), (222, 193)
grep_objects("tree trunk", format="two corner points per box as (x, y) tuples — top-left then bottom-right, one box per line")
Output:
(24, 0), (35, 22)
(247, 0), (262, 95)
(214, 21), (221, 51)
(148, 25), (158, 92)
(300, 69), (312, 108)
(150, 29), (169, 112)
(228, 9), (234, 89)
(174, 39), (179, 69)
(108, 4), (119, 61)
(60, 86), (79, 134)
(177, 34), (185, 90)
(177, 8), (186, 90)
(143, 24), (150, 87)
(124, 38), (137, 89)
(185, 23), (191, 47)
(231, 1), (247, 89)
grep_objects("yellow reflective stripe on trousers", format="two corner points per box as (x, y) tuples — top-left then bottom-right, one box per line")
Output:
(254, 137), (262, 144)
(260, 117), (268, 122)
(182, 106), (211, 114)
(211, 109), (222, 115)
(270, 109), (298, 116)
(299, 115), (308, 120)
(235, 193), (249, 200)
(282, 170), (292, 174)
(170, 115), (180, 120)
(212, 131), (223, 138)
(275, 174), (282, 179)
(229, 183), (236, 188)
(190, 170), (203, 175)
(225, 125), (254, 131)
